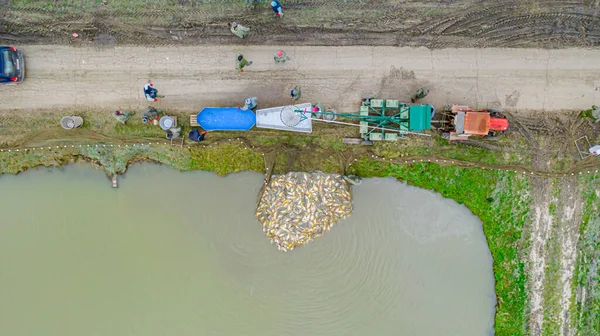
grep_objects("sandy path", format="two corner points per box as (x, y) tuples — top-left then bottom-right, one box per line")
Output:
(1, 45), (599, 112)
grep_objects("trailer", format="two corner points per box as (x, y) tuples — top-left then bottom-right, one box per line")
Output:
(292, 96), (433, 143)
(191, 97), (433, 143)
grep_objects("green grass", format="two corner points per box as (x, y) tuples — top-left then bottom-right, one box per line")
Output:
(541, 179), (561, 334)
(349, 159), (531, 335)
(0, 148), (77, 174)
(571, 174), (600, 334)
(186, 143), (264, 176)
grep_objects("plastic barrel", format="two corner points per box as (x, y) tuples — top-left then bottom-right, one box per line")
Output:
(60, 116), (83, 130)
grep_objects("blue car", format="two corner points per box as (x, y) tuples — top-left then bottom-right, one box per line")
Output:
(0, 46), (25, 84)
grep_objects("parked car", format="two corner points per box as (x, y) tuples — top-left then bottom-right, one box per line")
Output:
(0, 46), (25, 84)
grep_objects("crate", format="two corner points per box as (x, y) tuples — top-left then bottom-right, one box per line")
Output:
(360, 105), (369, 116)
(399, 106), (409, 119)
(359, 121), (369, 134)
(370, 99), (384, 108)
(190, 115), (199, 127)
(385, 100), (399, 108)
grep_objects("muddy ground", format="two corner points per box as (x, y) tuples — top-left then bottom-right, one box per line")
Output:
(1, 0), (600, 48)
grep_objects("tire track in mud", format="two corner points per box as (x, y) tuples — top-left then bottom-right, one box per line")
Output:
(411, 1), (600, 47)
(4, 0), (600, 48)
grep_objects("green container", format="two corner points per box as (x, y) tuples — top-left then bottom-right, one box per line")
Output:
(408, 105), (432, 131)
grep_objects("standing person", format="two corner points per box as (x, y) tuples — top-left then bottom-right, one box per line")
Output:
(231, 22), (250, 39)
(274, 50), (289, 63)
(290, 86), (301, 100)
(143, 82), (163, 102)
(270, 0), (283, 17)
(236, 54), (252, 72)
(410, 87), (430, 103)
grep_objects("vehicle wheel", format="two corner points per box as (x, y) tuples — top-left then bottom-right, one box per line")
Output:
(361, 94), (375, 100)
(443, 104), (452, 112)
(442, 132), (450, 140)
(486, 131), (499, 141)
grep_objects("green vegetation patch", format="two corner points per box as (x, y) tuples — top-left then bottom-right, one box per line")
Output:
(572, 174), (600, 334)
(186, 143), (264, 176)
(349, 159), (531, 335)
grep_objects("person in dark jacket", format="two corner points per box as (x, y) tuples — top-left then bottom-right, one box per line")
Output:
(144, 83), (160, 102)
(188, 129), (207, 142)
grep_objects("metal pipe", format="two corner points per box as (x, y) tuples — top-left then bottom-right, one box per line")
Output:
(311, 118), (431, 137)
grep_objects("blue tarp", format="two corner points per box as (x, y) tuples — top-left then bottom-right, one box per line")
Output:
(196, 107), (256, 131)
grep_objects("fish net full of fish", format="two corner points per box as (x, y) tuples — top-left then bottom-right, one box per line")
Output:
(256, 172), (353, 251)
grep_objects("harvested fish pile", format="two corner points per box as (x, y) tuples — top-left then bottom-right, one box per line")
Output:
(256, 172), (353, 251)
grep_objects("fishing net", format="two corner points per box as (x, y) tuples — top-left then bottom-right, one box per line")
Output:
(280, 106), (302, 127)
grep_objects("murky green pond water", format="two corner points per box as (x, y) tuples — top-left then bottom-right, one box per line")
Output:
(0, 164), (496, 336)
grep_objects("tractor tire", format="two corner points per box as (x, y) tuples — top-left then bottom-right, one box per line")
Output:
(361, 94), (375, 100)
(321, 113), (337, 121)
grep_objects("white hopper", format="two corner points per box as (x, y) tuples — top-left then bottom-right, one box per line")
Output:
(255, 103), (313, 133)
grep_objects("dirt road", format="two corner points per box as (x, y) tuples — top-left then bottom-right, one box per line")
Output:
(1, 45), (599, 113)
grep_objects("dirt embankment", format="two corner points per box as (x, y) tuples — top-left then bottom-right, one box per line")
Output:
(1, 0), (600, 48)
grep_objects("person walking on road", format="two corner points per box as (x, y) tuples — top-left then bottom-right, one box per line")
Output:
(270, 0), (283, 17)
(143, 82), (164, 102)
(411, 87), (429, 103)
(231, 22), (250, 39)
(274, 50), (289, 63)
(236, 54), (252, 72)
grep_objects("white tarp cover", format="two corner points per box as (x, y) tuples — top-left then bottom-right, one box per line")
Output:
(256, 103), (313, 133)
